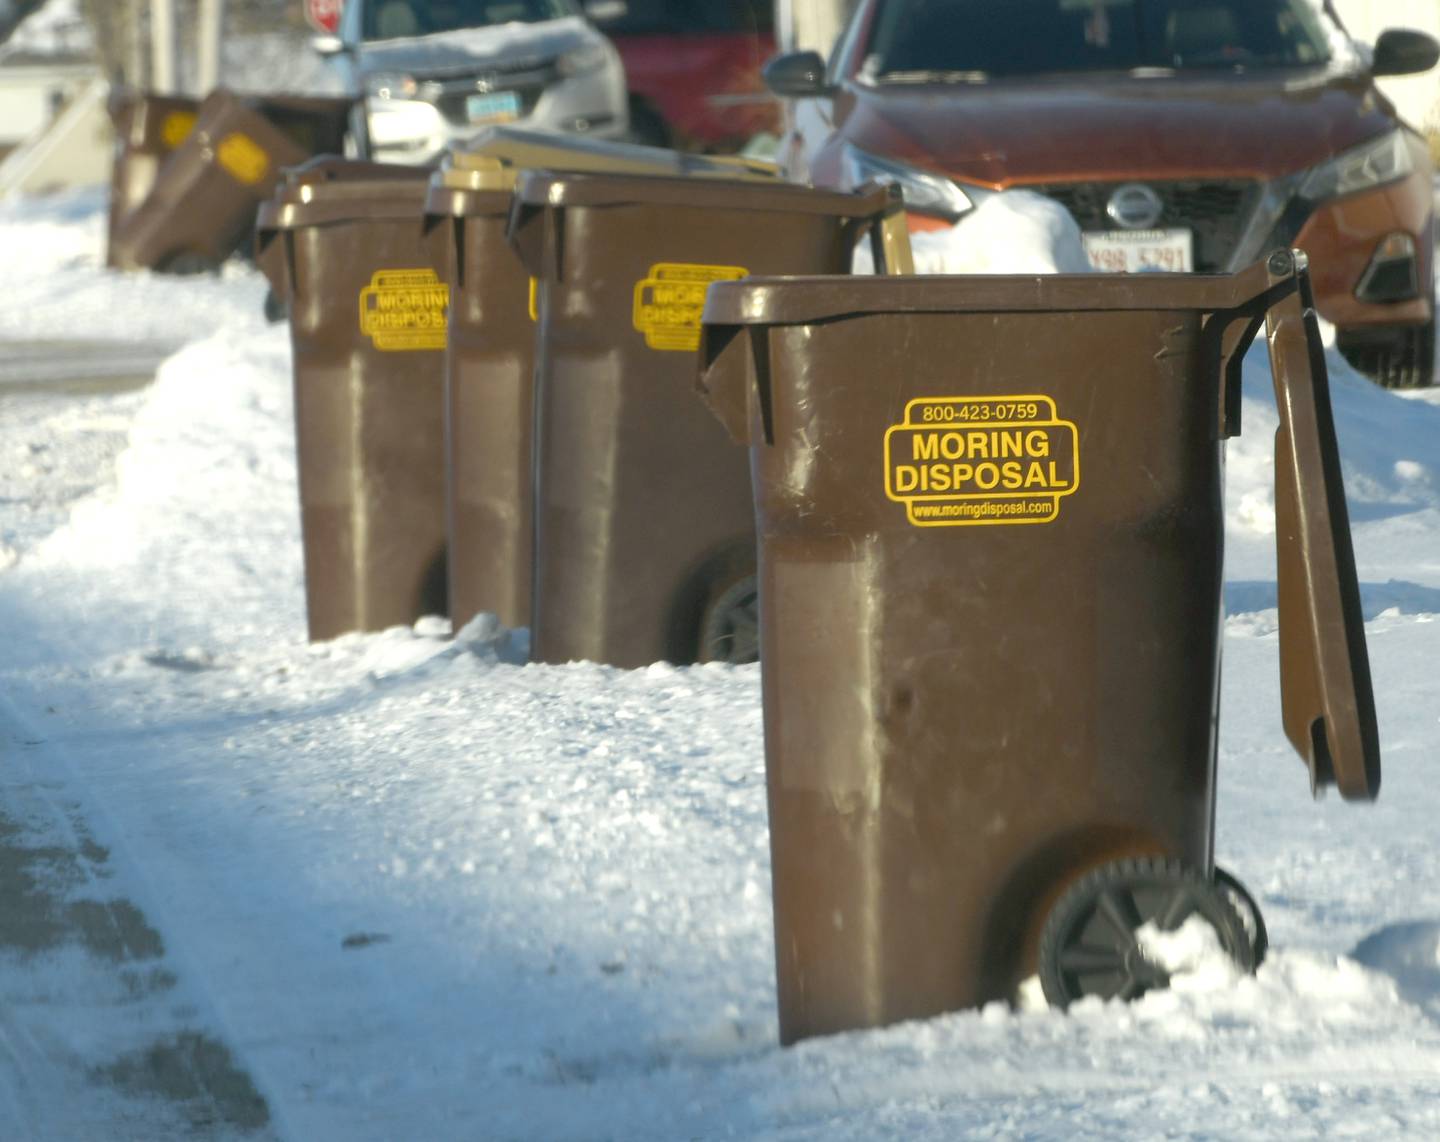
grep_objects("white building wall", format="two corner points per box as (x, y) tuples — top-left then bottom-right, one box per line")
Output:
(0, 64), (94, 146)
(1331, 0), (1440, 130)
(0, 78), (112, 197)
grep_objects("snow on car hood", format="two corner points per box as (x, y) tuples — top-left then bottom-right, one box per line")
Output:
(356, 15), (598, 76)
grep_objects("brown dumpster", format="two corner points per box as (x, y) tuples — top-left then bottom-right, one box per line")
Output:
(426, 127), (794, 635)
(105, 90), (200, 268)
(110, 89), (352, 274)
(507, 173), (908, 668)
(698, 251), (1379, 1043)
(255, 159), (450, 642)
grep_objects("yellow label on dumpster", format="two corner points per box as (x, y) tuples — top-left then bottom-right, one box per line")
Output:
(216, 132), (270, 186)
(884, 396), (1080, 527)
(633, 262), (748, 352)
(359, 269), (450, 351)
(160, 110), (197, 149)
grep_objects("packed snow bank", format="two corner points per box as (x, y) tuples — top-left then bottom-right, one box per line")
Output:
(0, 190), (268, 344)
(1352, 922), (1440, 1012)
(854, 189), (1093, 275)
(1229, 349), (1440, 539)
(1224, 342), (1440, 590)
(33, 325), (298, 573)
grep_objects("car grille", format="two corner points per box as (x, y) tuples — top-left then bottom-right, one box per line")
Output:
(1028, 180), (1264, 272)
(420, 59), (558, 127)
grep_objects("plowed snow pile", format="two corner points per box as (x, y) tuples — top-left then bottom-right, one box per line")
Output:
(1, 189), (1438, 1140)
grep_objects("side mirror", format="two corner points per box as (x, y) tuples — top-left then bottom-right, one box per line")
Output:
(1371, 28), (1440, 77)
(763, 51), (834, 98)
(311, 34), (348, 57)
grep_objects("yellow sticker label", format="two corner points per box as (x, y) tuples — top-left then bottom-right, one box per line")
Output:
(528, 277), (538, 323)
(884, 396), (1080, 527)
(216, 132), (270, 186)
(633, 262), (748, 352)
(359, 269), (450, 352)
(160, 110), (197, 150)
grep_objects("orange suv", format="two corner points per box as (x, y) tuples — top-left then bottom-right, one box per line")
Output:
(765, 0), (1438, 387)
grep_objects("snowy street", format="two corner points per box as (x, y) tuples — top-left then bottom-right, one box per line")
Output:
(1, 184), (1439, 1139)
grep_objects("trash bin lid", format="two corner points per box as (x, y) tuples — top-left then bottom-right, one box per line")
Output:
(448, 124), (779, 185)
(702, 266), (1280, 328)
(258, 156), (433, 232)
(428, 125), (783, 218)
(512, 169), (896, 219)
(425, 153), (522, 219)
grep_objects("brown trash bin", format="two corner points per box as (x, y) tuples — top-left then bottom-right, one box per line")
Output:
(698, 251), (1379, 1043)
(255, 158), (450, 642)
(425, 127), (797, 635)
(110, 89), (352, 274)
(506, 172), (908, 668)
(105, 90), (200, 268)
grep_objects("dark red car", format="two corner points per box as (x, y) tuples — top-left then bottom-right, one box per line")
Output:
(766, 0), (1439, 387)
(586, 0), (779, 151)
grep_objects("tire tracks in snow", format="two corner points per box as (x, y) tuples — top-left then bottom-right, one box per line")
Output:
(0, 688), (286, 1141)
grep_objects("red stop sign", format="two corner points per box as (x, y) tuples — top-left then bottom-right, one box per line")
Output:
(305, 0), (343, 35)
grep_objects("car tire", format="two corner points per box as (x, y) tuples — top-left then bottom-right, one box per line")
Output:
(1336, 319), (1436, 389)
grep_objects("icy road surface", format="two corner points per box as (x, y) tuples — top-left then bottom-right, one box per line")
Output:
(0, 187), (1438, 1139)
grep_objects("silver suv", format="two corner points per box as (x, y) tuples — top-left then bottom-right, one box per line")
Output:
(316, 0), (628, 164)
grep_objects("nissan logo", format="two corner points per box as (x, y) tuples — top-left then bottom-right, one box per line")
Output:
(1107, 184), (1164, 231)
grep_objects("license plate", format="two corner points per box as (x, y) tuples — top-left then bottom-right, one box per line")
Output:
(466, 91), (521, 125)
(1082, 229), (1193, 273)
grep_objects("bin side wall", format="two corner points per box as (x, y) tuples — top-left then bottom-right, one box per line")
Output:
(444, 213), (538, 633)
(288, 215), (449, 640)
(529, 199), (857, 668)
(751, 309), (1225, 1041)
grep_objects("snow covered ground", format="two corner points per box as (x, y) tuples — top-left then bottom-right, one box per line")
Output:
(1, 187), (1439, 1140)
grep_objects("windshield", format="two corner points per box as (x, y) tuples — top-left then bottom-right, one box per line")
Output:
(861, 0), (1333, 80)
(362, 0), (579, 41)
(587, 0), (773, 36)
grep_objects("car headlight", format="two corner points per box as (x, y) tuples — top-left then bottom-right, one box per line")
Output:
(364, 72), (419, 101)
(840, 144), (984, 221)
(1300, 129), (1414, 201)
(557, 43), (610, 77)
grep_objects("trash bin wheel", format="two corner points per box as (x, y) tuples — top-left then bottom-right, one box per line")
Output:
(1213, 865), (1268, 967)
(1038, 856), (1256, 1009)
(158, 250), (222, 276)
(697, 573), (760, 665)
